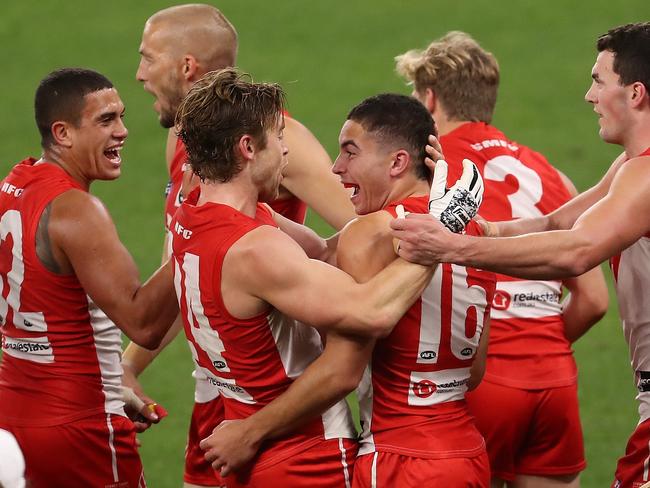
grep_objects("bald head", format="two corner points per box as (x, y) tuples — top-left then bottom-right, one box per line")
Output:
(137, 4), (238, 127)
(147, 4), (238, 73)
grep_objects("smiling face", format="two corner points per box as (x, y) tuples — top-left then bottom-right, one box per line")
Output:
(67, 88), (128, 182)
(584, 50), (632, 145)
(254, 115), (289, 203)
(332, 120), (395, 215)
(136, 21), (186, 128)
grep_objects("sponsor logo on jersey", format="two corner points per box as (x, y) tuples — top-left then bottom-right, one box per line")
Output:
(213, 360), (226, 369)
(2, 336), (54, 363)
(470, 139), (519, 152)
(206, 375), (246, 394)
(636, 371), (650, 392)
(492, 290), (511, 310)
(492, 288), (559, 310)
(420, 350), (437, 360)
(413, 380), (437, 398)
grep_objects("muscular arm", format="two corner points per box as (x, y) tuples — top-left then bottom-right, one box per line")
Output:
(232, 223), (433, 338)
(282, 117), (356, 230)
(201, 211), (396, 475)
(48, 190), (177, 348)
(269, 207), (342, 264)
(493, 153), (627, 237)
(394, 155), (650, 280)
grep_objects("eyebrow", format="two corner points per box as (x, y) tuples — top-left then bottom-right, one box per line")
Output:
(96, 107), (125, 122)
(340, 140), (359, 150)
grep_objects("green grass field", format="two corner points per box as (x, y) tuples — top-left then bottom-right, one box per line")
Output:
(0, 1), (646, 486)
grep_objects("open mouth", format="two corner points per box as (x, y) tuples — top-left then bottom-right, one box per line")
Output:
(104, 147), (122, 165)
(342, 182), (360, 197)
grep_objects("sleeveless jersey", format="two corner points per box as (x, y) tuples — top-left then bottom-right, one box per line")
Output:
(610, 146), (650, 423)
(442, 122), (575, 389)
(170, 189), (354, 467)
(165, 136), (308, 404)
(357, 195), (496, 458)
(0, 159), (124, 427)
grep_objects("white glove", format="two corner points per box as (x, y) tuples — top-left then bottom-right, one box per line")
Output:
(428, 159), (483, 233)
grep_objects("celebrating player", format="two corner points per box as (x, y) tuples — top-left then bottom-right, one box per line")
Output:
(396, 31), (609, 487)
(0, 68), (177, 488)
(390, 21), (650, 488)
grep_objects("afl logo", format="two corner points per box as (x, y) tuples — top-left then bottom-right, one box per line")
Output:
(213, 360), (226, 369)
(413, 380), (436, 398)
(460, 347), (473, 357)
(492, 290), (511, 310)
(420, 350), (436, 360)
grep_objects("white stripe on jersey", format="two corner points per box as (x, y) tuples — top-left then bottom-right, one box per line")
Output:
(416, 265), (443, 365)
(357, 365), (376, 457)
(105, 414), (119, 483)
(87, 296), (125, 416)
(490, 280), (562, 320)
(268, 312), (355, 440)
(371, 452), (378, 488)
(338, 438), (351, 488)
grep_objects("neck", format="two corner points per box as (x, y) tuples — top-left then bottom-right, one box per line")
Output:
(40, 149), (90, 191)
(435, 117), (470, 137)
(197, 172), (259, 218)
(621, 114), (650, 158)
(385, 175), (430, 207)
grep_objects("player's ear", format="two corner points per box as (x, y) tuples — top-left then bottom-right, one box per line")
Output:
(182, 54), (200, 81)
(237, 134), (255, 161)
(630, 81), (648, 108)
(51, 121), (73, 148)
(423, 88), (437, 114)
(389, 149), (411, 177)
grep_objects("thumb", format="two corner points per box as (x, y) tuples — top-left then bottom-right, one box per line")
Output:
(458, 159), (480, 192)
(429, 159), (448, 201)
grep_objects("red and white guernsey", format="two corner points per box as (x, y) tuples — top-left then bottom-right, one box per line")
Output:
(0, 159), (124, 426)
(611, 147), (650, 424)
(442, 122), (575, 389)
(357, 195), (495, 458)
(171, 189), (354, 466)
(165, 137), (308, 406)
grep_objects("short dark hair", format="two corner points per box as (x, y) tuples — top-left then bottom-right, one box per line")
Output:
(347, 93), (437, 180)
(176, 68), (285, 183)
(34, 68), (114, 148)
(597, 22), (650, 91)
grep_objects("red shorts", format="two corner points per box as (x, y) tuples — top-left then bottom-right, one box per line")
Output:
(612, 418), (650, 488)
(466, 380), (585, 481)
(353, 450), (489, 487)
(227, 438), (356, 488)
(184, 398), (225, 486)
(0, 413), (145, 488)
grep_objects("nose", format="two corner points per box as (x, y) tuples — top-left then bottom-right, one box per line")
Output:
(115, 118), (129, 140)
(136, 59), (146, 82)
(584, 82), (596, 104)
(332, 153), (346, 175)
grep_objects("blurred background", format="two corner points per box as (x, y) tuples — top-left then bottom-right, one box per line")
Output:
(0, 1), (644, 485)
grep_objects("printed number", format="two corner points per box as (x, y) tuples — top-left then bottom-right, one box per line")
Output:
(173, 253), (253, 402)
(416, 264), (489, 365)
(484, 155), (544, 218)
(0, 210), (47, 332)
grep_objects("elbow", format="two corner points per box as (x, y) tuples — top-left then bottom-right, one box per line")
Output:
(130, 329), (162, 350)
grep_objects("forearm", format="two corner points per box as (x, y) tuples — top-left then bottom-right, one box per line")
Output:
(122, 315), (184, 375)
(233, 335), (370, 442)
(561, 267), (609, 342)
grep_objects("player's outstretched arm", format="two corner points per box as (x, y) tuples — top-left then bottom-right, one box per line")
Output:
(233, 225), (432, 338)
(393, 154), (650, 280)
(555, 174), (609, 342)
(282, 117), (356, 230)
(48, 189), (178, 348)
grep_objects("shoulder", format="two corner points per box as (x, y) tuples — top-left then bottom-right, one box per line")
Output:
(48, 190), (116, 243)
(338, 211), (395, 277)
